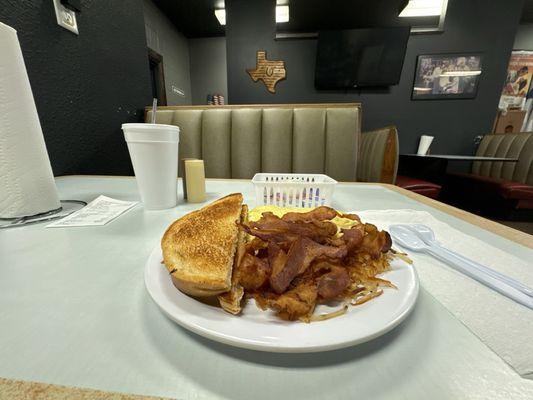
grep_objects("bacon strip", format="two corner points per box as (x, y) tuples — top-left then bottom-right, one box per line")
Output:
(341, 226), (364, 252)
(317, 267), (350, 300)
(269, 283), (318, 321)
(236, 253), (270, 291)
(359, 224), (393, 258)
(268, 242), (288, 278)
(248, 215), (337, 244)
(382, 231), (392, 253)
(270, 237), (347, 294)
(240, 223), (300, 248)
(233, 208), (395, 321)
(281, 206), (337, 223)
(337, 212), (361, 222)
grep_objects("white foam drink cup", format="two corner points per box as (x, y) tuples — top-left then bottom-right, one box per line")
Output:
(122, 123), (179, 210)
(417, 135), (434, 155)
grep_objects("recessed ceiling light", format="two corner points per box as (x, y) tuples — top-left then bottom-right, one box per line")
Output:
(399, 0), (442, 17)
(276, 5), (289, 23)
(215, 5), (287, 26)
(214, 9), (226, 25)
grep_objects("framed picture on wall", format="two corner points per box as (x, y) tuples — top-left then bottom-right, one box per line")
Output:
(411, 53), (483, 100)
(499, 50), (533, 109)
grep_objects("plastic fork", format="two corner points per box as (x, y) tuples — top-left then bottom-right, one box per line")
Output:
(404, 224), (533, 298)
(389, 224), (533, 310)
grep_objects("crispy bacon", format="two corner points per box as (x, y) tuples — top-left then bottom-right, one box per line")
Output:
(317, 267), (350, 300)
(268, 242), (288, 278)
(341, 226), (364, 252)
(382, 231), (392, 253)
(281, 206), (337, 223)
(240, 223), (300, 247)
(268, 283), (318, 321)
(245, 237), (268, 253)
(232, 209), (397, 322)
(337, 212), (361, 222)
(359, 224), (392, 259)
(270, 237), (347, 294)
(236, 253), (270, 291)
(247, 214), (337, 244)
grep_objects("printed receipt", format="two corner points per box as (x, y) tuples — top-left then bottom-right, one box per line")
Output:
(47, 195), (138, 228)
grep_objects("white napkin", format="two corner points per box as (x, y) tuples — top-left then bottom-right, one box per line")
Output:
(358, 209), (533, 379)
(0, 22), (60, 218)
(417, 135), (434, 155)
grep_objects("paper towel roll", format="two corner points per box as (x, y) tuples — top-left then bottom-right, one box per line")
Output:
(0, 22), (60, 218)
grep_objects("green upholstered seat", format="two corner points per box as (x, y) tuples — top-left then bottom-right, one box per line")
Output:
(472, 133), (533, 185)
(146, 104), (361, 181)
(357, 126), (399, 184)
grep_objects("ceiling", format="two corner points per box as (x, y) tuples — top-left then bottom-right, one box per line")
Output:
(275, 0), (438, 34)
(153, 0), (440, 38)
(152, 0), (225, 38)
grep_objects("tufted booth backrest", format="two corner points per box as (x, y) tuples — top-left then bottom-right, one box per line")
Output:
(145, 104), (361, 181)
(357, 126), (399, 184)
(472, 133), (533, 185)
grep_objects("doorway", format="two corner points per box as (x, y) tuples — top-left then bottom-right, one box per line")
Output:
(148, 48), (167, 106)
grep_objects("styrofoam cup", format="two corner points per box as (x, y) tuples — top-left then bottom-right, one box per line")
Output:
(417, 135), (434, 155)
(122, 123), (179, 210)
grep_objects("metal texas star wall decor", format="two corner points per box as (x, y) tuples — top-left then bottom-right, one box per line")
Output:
(246, 51), (286, 93)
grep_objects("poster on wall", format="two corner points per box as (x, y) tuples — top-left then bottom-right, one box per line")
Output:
(411, 53), (483, 100)
(499, 51), (533, 110)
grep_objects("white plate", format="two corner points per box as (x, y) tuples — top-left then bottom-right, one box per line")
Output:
(145, 246), (419, 353)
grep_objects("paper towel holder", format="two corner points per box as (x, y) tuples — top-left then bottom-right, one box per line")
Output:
(0, 200), (86, 229)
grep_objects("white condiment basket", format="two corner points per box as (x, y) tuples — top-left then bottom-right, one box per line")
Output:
(251, 173), (337, 208)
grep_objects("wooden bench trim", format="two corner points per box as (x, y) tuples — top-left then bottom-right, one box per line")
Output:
(144, 103), (362, 121)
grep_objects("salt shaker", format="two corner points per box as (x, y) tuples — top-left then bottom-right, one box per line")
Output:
(184, 159), (206, 203)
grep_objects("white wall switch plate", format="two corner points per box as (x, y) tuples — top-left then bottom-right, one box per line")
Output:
(52, 0), (79, 35)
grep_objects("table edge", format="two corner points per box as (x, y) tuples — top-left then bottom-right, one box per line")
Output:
(0, 377), (169, 400)
(54, 176), (531, 248)
(400, 154), (519, 161)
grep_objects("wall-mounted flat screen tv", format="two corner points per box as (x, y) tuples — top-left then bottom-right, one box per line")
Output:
(315, 27), (410, 89)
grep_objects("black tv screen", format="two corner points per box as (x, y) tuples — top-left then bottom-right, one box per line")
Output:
(315, 27), (410, 89)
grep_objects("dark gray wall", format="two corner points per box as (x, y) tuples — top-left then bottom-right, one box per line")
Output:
(226, 0), (524, 155)
(514, 23), (533, 49)
(143, 0), (192, 105)
(189, 37), (228, 104)
(0, 0), (152, 176)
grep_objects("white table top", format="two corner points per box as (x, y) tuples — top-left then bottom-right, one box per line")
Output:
(1, 176), (532, 400)
(402, 154), (519, 161)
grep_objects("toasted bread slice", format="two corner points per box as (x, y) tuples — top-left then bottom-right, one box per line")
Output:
(161, 193), (243, 297)
(218, 204), (248, 314)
